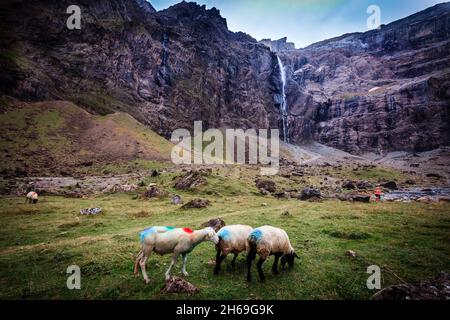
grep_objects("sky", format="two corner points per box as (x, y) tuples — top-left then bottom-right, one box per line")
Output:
(149, 0), (446, 48)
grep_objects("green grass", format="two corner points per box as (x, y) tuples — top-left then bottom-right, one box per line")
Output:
(0, 186), (448, 299)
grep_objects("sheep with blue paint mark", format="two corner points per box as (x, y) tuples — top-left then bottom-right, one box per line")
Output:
(134, 226), (219, 283)
(214, 224), (253, 274)
(246, 226), (299, 282)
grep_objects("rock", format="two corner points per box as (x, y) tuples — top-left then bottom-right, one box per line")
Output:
(381, 181), (398, 190)
(372, 272), (450, 300)
(438, 196), (450, 203)
(426, 173), (442, 179)
(356, 181), (372, 190)
(201, 218), (225, 232)
(143, 185), (169, 198)
(261, 203), (268, 206)
(274, 191), (289, 199)
(161, 276), (199, 295)
(255, 179), (276, 193)
(404, 179), (416, 185)
(346, 250), (357, 257)
(80, 207), (102, 215)
(298, 187), (321, 200)
(151, 169), (160, 177)
(410, 163), (420, 168)
(341, 192), (371, 202)
(342, 181), (356, 190)
(171, 195), (183, 204)
(174, 171), (207, 190)
(181, 198), (210, 209)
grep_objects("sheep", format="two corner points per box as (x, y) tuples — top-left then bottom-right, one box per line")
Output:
(25, 191), (38, 204)
(134, 226), (219, 283)
(246, 225), (299, 282)
(214, 224), (253, 275)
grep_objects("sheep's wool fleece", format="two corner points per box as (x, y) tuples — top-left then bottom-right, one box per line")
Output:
(250, 226), (294, 255)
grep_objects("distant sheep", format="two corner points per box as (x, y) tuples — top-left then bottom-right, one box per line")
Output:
(25, 191), (38, 204)
(214, 224), (253, 275)
(246, 226), (299, 281)
(134, 226), (219, 283)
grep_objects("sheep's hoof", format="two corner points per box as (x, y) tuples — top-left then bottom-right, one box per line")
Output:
(165, 275), (171, 281)
(182, 272), (189, 277)
(144, 279), (150, 284)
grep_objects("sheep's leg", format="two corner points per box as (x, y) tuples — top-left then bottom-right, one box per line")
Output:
(165, 253), (179, 280)
(257, 257), (266, 281)
(231, 253), (238, 268)
(134, 249), (143, 276)
(140, 246), (152, 284)
(214, 253), (227, 275)
(181, 253), (189, 277)
(246, 251), (256, 282)
(272, 254), (281, 275)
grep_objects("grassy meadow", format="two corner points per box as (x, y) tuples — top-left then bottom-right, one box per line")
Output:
(0, 168), (449, 300)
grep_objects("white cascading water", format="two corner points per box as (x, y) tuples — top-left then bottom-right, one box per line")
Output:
(277, 56), (289, 143)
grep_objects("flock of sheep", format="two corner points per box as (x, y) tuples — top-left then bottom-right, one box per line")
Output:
(25, 192), (299, 282)
(134, 224), (299, 283)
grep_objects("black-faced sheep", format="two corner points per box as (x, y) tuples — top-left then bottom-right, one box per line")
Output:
(246, 226), (299, 281)
(214, 224), (253, 274)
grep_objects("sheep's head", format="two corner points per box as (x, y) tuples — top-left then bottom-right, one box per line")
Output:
(204, 227), (219, 244)
(281, 251), (300, 268)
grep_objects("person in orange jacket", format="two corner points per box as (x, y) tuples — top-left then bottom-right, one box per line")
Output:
(374, 185), (382, 202)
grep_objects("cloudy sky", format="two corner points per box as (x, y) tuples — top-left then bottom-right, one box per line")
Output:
(149, 0), (445, 48)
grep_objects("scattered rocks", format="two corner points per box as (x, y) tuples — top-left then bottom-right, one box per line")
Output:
(356, 181), (373, 190)
(298, 187), (321, 201)
(171, 195), (183, 204)
(161, 276), (199, 295)
(372, 272), (450, 300)
(274, 191), (289, 199)
(201, 218), (225, 232)
(280, 210), (292, 218)
(181, 198), (210, 209)
(80, 207), (102, 215)
(404, 179), (416, 185)
(174, 171), (207, 190)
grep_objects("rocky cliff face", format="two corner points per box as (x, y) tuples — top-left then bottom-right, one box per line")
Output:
(1, 0), (449, 155)
(275, 3), (450, 154)
(0, 0), (281, 138)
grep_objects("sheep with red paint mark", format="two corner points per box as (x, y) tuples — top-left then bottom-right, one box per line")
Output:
(246, 226), (299, 282)
(214, 224), (253, 275)
(134, 226), (219, 283)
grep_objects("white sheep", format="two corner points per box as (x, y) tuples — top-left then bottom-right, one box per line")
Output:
(214, 224), (253, 274)
(134, 226), (219, 283)
(246, 225), (299, 281)
(25, 191), (38, 204)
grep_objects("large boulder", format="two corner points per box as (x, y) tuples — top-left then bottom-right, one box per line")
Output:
(298, 187), (321, 200)
(381, 181), (398, 190)
(339, 192), (370, 202)
(255, 179), (276, 193)
(174, 171), (207, 190)
(342, 181), (356, 190)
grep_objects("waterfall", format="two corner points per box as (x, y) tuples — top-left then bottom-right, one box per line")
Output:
(277, 56), (289, 143)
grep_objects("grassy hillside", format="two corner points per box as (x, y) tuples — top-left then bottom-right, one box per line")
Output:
(0, 99), (174, 177)
(0, 169), (448, 299)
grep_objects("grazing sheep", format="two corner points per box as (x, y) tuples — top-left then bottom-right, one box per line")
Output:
(25, 191), (38, 204)
(214, 224), (253, 275)
(246, 226), (299, 282)
(134, 226), (219, 283)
